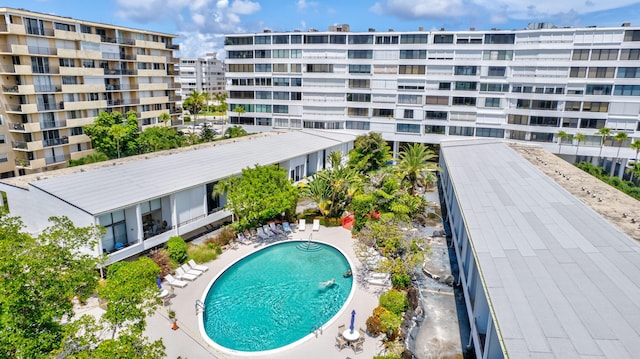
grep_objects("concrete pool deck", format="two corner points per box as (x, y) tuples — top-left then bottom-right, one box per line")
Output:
(144, 225), (383, 358)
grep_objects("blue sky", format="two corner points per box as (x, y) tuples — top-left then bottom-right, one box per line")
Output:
(5, 0), (640, 57)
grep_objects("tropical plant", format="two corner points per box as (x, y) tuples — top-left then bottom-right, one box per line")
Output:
(556, 130), (570, 153)
(626, 162), (640, 182)
(137, 126), (184, 153)
(396, 143), (441, 195)
(183, 90), (210, 135)
(631, 139), (640, 164)
(167, 236), (188, 264)
(596, 127), (612, 162)
(200, 123), (216, 142)
(83, 111), (140, 159)
(379, 289), (408, 315)
(224, 125), (248, 139)
(159, 112), (171, 126)
(348, 132), (392, 174)
(214, 164), (298, 229)
(574, 132), (587, 156)
(69, 152), (110, 167)
(614, 131), (629, 160)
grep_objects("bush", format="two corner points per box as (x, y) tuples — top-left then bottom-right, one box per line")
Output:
(167, 236), (188, 264)
(187, 243), (218, 264)
(149, 248), (173, 277)
(391, 273), (411, 289)
(206, 226), (235, 247)
(366, 315), (382, 336)
(379, 310), (402, 339)
(379, 289), (408, 315)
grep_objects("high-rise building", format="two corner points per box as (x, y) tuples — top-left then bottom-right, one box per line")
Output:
(0, 7), (180, 178)
(176, 52), (225, 102)
(224, 23), (640, 174)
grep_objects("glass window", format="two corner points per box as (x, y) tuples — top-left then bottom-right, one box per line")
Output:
(572, 49), (590, 60)
(400, 50), (426, 59)
(454, 66), (477, 76)
(400, 34), (428, 44)
(484, 98), (500, 107)
(484, 34), (515, 44)
(348, 35), (373, 44)
(348, 64), (371, 74)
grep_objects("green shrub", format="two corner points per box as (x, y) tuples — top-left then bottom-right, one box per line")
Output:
(366, 315), (382, 336)
(206, 226), (236, 247)
(187, 243), (218, 264)
(379, 310), (402, 337)
(391, 273), (411, 289)
(379, 289), (408, 315)
(373, 356), (401, 359)
(167, 236), (188, 264)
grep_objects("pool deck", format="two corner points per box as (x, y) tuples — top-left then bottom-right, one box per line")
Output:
(145, 225), (384, 358)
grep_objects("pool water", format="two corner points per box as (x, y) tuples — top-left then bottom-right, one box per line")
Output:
(202, 241), (353, 352)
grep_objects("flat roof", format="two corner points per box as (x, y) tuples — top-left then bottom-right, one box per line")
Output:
(12, 131), (355, 215)
(441, 140), (640, 359)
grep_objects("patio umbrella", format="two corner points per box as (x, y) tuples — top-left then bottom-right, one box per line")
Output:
(156, 276), (163, 290)
(350, 309), (356, 334)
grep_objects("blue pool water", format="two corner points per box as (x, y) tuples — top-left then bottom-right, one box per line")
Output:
(202, 241), (353, 352)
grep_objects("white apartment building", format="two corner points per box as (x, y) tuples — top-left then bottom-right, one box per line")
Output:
(224, 23), (640, 176)
(176, 52), (225, 102)
(0, 8), (180, 177)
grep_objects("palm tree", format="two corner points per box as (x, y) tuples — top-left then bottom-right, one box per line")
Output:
(630, 139), (640, 164)
(614, 131), (629, 160)
(557, 130), (570, 153)
(396, 143), (441, 195)
(596, 127), (612, 164)
(159, 112), (171, 127)
(230, 105), (245, 137)
(183, 90), (210, 135)
(574, 133), (586, 156)
(110, 124), (127, 159)
(626, 161), (640, 182)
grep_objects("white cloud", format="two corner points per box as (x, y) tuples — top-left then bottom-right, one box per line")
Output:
(471, 0), (639, 19)
(231, 0), (261, 14)
(370, 0), (466, 19)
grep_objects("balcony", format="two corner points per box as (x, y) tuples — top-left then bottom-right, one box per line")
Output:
(34, 84), (62, 93)
(15, 159), (31, 168)
(4, 104), (22, 112)
(41, 120), (67, 130)
(166, 44), (180, 50)
(104, 69), (136, 76)
(37, 102), (64, 111)
(2, 85), (18, 93)
(45, 153), (70, 165)
(28, 46), (57, 56)
(0, 64), (15, 73)
(12, 141), (28, 150)
(43, 137), (69, 148)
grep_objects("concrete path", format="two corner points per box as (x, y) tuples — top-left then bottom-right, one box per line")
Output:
(145, 226), (384, 359)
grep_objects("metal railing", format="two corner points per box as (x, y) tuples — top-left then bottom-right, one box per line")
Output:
(43, 137), (69, 147)
(12, 141), (28, 150)
(11, 123), (25, 131)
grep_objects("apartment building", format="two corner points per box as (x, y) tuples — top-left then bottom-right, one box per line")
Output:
(224, 23), (640, 174)
(176, 52), (225, 102)
(0, 7), (180, 178)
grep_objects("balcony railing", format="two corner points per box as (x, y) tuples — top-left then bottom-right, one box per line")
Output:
(15, 159), (30, 167)
(12, 141), (28, 150)
(0, 64), (15, 73)
(2, 85), (18, 93)
(5, 104), (22, 112)
(45, 153), (69, 165)
(37, 102), (64, 111)
(34, 85), (61, 93)
(43, 136), (69, 147)
(41, 120), (67, 129)
(104, 69), (136, 76)
(166, 44), (180, 50)
(11, 123), (25, 131)
(28, 46), (57, 56)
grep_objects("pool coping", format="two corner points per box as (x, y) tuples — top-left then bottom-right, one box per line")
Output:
(197, 238), (358, 357)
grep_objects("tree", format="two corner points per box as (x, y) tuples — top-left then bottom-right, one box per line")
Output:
(214, 92), (227, 113)
(574, 133), (587, 156)
(348, 132), (392, 174)
(224, 125), (248, 139)
(556, 130), (570, 153)
(183, 90), (210, 135)
(614, 131), (629, 160)
(69, 152), (110, 167)
(84, 111), (140, 159)
(159, 112), (171, 127)
(200, 123), (216, 142)
(230, 105), (246, 137)
(596, 127), (612, 162)
(137, 126), (184, 153)
(630, 139), (640, 164)
(396, 143), (441, 195)
(0, 216), (103, 358)
(214, 164), (298, 229)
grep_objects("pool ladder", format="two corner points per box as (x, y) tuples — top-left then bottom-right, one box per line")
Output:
(195, 299), (205, 315)
(311, 322), (323, 338)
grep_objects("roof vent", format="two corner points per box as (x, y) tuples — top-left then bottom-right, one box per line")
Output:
(418, 26), (424, 31)
(368, 28), (376, 32)
(622, 22), (631, 27)
(440, 27), (445, 31)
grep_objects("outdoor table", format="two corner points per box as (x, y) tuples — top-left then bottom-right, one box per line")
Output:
(342, 329), (360, 342)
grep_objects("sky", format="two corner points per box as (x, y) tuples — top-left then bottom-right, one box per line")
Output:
(5, 0), (640, 58)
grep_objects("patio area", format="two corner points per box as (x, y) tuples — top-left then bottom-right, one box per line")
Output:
(144, 225), (383, 358)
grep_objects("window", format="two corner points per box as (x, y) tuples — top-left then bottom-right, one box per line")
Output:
(476, 128), (504, 138)
(484, 34), (515, 44)
(426, 111), (447, 120)
(572, 49), (590, 60)
(484, 98), (500, 107)
(348, 35), (373, 44)
(590, 49), (618, 61)
(617, 67), (640, 78)
(400, 34), (428, 44)
(225, 36), (253, 45)
(403, 109), (414, 119)
(531, 100), (558, 110)
(425, 125), (446, 134)
(398, 65), (425, 75)
(291, 92), (302, 100)
(562, 118), (579, 128)
(621, 49), (640, 60)
(614, 85), (640, 96)
(290, 64), (302, 72)
(255, 64), (272, 72)
(256, 91), (271, 100)
(455, 81), (477, 91)
(55, 22), (75, 32)
(255, 35), (271, 44)
(273, 64), (288, 72)
(346, 121), (370, 130)
(373, 109), (394, 117)
(588, 67), (614, 78)
(529, 116), (559, 127)
(70, 127), (83, 136)
(229, 91), (254, 99)
(348, 64), (370, 74)
(306, 64), (333, 73)
(62, 76), (77, 85)
(375, 35), (398, 44)
(426, 96), (449, 105)
(25, 18), (44, 35)
(228, 50), (253, 59)
(273, 35), (289, 44)
(273, 49), (289, 58)
(98, 210), (127, 253)
(254, 50), (271, 58)
(31, 57), (50, 74)
(582, 102), (609, 112)
(508, 115), (528, 125)
(398, 95), (422, 104)
(624, 30), (640, 41)
(433, 34), (454, 43)
(254, 77), (272, 86)
(347, 107), (369, 116)
(255, 104), (271, 113)
(482, 50), (513, 60)
(291, 78), (302, 86)
(291, 35), (302, 44)
(585, 84), (612, 95)
(273, 77), (290, 86)
(400, 50), (426, 59)
(304, 35), (328, 44)
(570, 67), (587, 77)
(449, 126), (474, 136)
(330, 35), (346, 44)
(480, 83), (509, 92)
(580, 118), (606, 129)
(228, 64), (254, 72)
(487, 66), (506, 77)
(291, 49), (302, 58)
(349, 79), (370, 88)
(454, 66), (477, 76)
(397, 123), (421, 133)
(80, 25), (91, 34)
(452, 97), (476, 106)
(347, 93), (371, 102)
(273, 105), (289, 114)
(398, 84), (425, 90)
(565, 101), (581, 111)
(348, 50), (373, 59)
(439, 82), (451, 90)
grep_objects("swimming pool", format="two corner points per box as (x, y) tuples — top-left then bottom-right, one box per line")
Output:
(200, 241), (353, 353)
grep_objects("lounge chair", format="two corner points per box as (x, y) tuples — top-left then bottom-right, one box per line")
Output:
(188, 259), (209, 272)
(282, 222), (292, 235)
(243, 229), (255, 240)
(237, 232), (250, 245)
(175, 267), (198, 281)
(298, 219), (306, 231)
(268, 222), (282, 236)
(181, 263), (203, 276)
(256, 226), (270, 241)
(165, 274), (187, 288)
(262, 224), (275, 238)
(312, 219), (320, 231)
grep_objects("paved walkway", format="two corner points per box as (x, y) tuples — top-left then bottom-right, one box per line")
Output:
(145, 226), (383, 359)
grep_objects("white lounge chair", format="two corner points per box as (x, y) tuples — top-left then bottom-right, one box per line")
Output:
(175, 267), (198, 281)
(256, 226), (270, 241)
(312, 219), (320, 231)
(282, 222), (293, 236)
(298, 219), (306, 231)
(180, 263), (202, 277)
(237, 232), (250, 245)
(188, 259), (209, 272)
(165, 274), (187, 288)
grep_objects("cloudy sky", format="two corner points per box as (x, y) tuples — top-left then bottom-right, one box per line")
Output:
(6, 0), (640, 57)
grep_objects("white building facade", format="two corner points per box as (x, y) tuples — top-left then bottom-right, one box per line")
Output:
(224, 24), (640, 175)
(176, 53), (225, 102)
